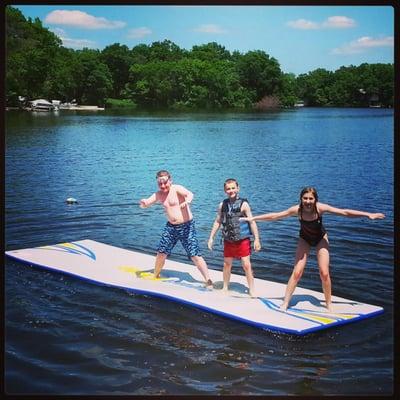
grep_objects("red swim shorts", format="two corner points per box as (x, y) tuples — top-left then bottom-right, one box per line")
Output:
(224, 238), (251, 258)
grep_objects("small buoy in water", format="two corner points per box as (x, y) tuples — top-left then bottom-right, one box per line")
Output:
(66, 197), (78, 204)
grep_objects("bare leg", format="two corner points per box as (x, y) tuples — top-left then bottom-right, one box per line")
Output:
(191, 255), (212, 285)
(280, 238), (310, 311)
(241, 255), (255, 297)
(223, 257), (233, 292)
(316, 235), (332, 311)
(154, 252), (168, 278)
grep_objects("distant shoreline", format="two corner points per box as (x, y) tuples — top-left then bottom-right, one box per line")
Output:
(6, 106), (105, 111)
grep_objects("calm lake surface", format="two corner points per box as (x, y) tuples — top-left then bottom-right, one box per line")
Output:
(5, 108), (394, 395)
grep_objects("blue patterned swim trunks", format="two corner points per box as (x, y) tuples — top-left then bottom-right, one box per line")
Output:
(157, 219), (201, 257)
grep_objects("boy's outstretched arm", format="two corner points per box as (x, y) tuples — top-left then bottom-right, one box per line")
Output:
(139, 193), (157, 208)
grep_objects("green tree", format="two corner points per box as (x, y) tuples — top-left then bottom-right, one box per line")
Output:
(101, 43), (133, 98)
(126, 57), (251, 110)
(190, 42), (231, 62)
(6, 6), (62, 104)
(296, 68), (334, 106)
(279, 73), (298, 107)
(357, 63), (394, 106)
(73, 49), (113, 105)
(148, 39), (186, 61)
(236, 50), (282, 101)
(42, 47), (80, 102)
(130, 43), (152, 65)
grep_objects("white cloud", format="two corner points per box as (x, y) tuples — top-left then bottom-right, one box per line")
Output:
(50, 27), (96, 49)
(61, 37), (97, 49)
(45, 10), (126, 29)
(287, 19), (319, 30)
(287, 15), (356, 30)
(127, 27), (152, 39)
(332, 36), (394, 54)
(193, 24), (228, 34)
(50, 27), (67, 36)
(322, 16), (356, 28)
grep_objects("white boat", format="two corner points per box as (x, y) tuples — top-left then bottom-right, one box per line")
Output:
(51, 100), (61, 110)
(29, 99), (55, 111)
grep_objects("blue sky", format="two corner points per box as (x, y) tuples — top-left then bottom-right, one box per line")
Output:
(13, 4), (394, 75)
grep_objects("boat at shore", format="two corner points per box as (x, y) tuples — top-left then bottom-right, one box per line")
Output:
(15, 98), (104, 112)
(29, 99), (56, 111)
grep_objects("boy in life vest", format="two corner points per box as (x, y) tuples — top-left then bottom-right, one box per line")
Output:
(140, 170), (213, 287)
(208, 178), (261, 297)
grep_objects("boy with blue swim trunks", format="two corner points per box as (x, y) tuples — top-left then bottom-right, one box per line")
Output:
(140, 170), (213, 287)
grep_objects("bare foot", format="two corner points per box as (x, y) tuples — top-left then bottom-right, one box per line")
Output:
(280, 303), (288, 312)
(205, 279), (213, 288)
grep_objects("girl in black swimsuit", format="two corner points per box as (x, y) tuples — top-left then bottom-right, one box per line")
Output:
(298, 187), (328, 246)
(241, 187), (385, 312)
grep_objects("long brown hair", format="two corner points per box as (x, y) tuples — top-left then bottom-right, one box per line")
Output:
(299, 187), (319, 216)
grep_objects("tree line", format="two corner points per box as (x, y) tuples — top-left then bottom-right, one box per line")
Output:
(6, 6), (394, 109)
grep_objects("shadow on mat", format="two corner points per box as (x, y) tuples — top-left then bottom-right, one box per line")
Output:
(271, 294), (362, 308)
(157, 270), (250, 294)
(157, 269), (203, 284)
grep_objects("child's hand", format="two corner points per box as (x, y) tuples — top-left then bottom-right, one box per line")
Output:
(254, 239), (261, 252)
(369, 213), (385, 220)
(180, 201), (188, 209)
(207, 238), (213, 250)
(239, 217), (251, 222)
(139, 199), (147, 208)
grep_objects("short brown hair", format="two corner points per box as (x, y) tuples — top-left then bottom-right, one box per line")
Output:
(224, 178), (239, 189)
(156, 170), (170, 179)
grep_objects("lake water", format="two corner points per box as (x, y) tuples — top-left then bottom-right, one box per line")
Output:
(5, 108), (394, 395)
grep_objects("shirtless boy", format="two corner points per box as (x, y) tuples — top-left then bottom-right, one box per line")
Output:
(140, 170), (213, 286)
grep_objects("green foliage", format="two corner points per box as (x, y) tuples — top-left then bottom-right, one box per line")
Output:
(236, 50), (282, 101)
(6, 6), (62, 104)
(6, 6), (394, 109)
(278, 73), (298, 107)
(298, 64), (394, 107)
(125, 57), (253, 109)
(105, 98), (137, 108)
(190, 42), (231, 62)
(42, 51), (74, 101)
(101, 43), (133, 98)
(74, 49), (113, 105)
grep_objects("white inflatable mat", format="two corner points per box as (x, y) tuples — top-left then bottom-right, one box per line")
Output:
(6, 239), (383, 335)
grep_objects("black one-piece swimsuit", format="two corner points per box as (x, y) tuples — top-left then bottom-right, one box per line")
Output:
(299, 210), (327, 246)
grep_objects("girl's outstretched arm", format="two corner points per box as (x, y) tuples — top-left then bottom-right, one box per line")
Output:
(318, 203), (385, 219)
(241, 205), (299, 222)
